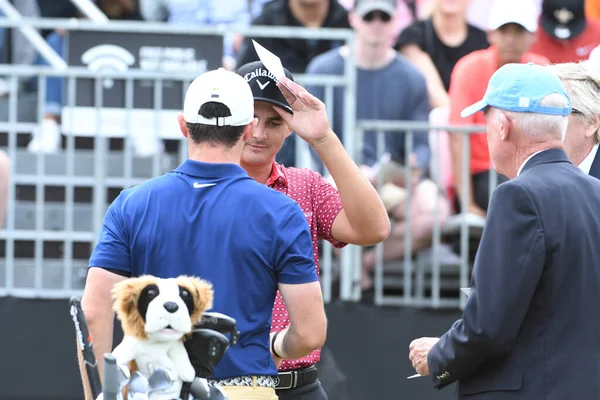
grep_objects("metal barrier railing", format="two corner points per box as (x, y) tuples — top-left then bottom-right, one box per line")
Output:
(0, 69), (358, 299)
(354, 120), (498, 310)
(0, 77), (496, 306)
(0, 19), (359, 299)
(0, 18), (502, 309)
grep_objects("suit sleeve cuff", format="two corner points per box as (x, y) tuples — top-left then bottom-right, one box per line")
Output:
(428, 343), (452, 389)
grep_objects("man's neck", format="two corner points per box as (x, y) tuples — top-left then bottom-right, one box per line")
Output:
(241, 161), (273, 184)
(188, 144), (242, 165)
(354, 42), (395, 70)
(496, 49), (524, 69)
(510, 141), (563, 178)
(431, 11), (468, 46)
(289, 0), (329, 27)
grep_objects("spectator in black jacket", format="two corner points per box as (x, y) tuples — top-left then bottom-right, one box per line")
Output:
(236, 0), (350, 73)
(394, 0), (489, 109)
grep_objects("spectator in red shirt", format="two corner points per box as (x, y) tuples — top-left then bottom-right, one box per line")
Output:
(448, 0), (549, 217)
(235, 61), (391, 400)
(530, 0), (600, 63)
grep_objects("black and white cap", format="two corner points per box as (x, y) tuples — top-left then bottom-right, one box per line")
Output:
(541, 0), (586, 40)
(235, 61), (295, 115)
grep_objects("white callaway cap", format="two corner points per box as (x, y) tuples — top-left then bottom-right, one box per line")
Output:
(488, 0), (538, 33)
(183, 68), (254, 127)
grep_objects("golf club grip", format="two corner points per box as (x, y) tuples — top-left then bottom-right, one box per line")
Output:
(70, 297), (103, 399)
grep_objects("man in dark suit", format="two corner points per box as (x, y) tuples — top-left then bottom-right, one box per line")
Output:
(408, 62), (600, 399)
(548, 62), (600, 180)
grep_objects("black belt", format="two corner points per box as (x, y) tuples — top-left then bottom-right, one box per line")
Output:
(275, 366), (318, 390)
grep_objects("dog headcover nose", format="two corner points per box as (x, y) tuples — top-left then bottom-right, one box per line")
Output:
(163, 301), (179, 313)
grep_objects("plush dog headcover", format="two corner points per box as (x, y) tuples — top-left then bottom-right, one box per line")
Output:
(113, 275), (213, 342)
(110, 275), (214, 400)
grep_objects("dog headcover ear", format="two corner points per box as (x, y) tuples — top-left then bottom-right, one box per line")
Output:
(112, 275), (159, 339)
(175, 276), (214, 325)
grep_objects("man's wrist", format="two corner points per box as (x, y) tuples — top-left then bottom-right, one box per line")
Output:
(271, 330), (285, 359)
(308, 129), (338, 153)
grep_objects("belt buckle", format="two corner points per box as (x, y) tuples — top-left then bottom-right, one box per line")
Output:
(276, 370), (297, 390)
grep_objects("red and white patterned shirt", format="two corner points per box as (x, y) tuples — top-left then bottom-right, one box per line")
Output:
(267, 161), (347, 371)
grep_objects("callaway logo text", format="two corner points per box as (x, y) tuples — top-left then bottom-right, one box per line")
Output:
(244, 68), (278, 83)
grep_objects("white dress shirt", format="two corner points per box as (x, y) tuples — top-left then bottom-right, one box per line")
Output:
(577, 143), (599, 175)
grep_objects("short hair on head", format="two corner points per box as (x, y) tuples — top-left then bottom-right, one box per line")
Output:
(186, 102), (245, 147)
(495, 93), (569, 141)
(547, 62), (600, 142)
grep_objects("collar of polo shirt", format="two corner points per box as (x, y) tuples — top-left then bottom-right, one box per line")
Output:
(174, 159), (248, 179)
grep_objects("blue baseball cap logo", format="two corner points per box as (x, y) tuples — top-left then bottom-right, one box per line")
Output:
(461, 63), (572, 118)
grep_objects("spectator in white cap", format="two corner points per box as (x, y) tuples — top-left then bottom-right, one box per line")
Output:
(446, 0), (549, 218)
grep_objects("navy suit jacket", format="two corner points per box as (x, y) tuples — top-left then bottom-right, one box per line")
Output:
(427, 148), (600, 399)
(589, 147), (600, 180)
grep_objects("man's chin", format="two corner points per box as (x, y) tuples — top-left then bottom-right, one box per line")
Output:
(242, 151), (274, 165)
(502, 52), (525, 64)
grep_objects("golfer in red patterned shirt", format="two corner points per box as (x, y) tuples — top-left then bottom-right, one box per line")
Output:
(235, 61), (390, 399)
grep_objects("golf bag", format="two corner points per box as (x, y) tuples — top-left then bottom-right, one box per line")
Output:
(99, 312), (240, 400)
(180, 312), (241, 400)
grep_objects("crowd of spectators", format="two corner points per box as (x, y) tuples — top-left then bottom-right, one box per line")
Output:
(1, 0), (600, 296)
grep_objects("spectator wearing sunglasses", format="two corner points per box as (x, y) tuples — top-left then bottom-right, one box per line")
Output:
(307, 0), (452, 294)
(548, 62), (600, 179)
(338, 0), (428, 46)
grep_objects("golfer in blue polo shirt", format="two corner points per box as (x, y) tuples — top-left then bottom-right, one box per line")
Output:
(79, 69), (327, 400)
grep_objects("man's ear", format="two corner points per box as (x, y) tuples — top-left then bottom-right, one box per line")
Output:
(348, 11), (358, 30)
(242, 118), (258, 142)
(285, 126), (293, 138)
(585, 113), (600, 138)
(486, 30), (496, 47)
(497, 112), (511, 141)
(177, 114), (189, 138)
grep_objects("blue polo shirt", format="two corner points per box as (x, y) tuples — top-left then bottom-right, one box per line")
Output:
(89, 159), (318, 379)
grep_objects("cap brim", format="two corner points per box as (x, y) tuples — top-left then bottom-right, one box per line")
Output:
(355, 3), (395, 17)
(254, 97), (293, 115)
(460, 100), (488, 118)
(492, 20), (537, 33)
